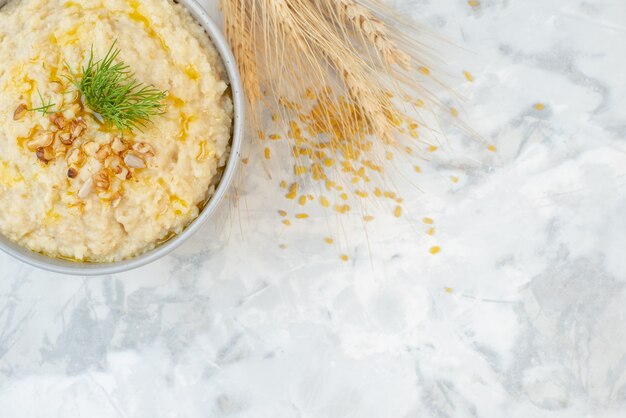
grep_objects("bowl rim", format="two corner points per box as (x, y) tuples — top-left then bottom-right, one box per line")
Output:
(0, 0), (245, 276)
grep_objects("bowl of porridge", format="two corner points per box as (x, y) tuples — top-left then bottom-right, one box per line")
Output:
(0, 0), (244, 275)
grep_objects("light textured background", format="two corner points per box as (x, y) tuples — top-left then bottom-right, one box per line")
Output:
(1, 0), (625, 416)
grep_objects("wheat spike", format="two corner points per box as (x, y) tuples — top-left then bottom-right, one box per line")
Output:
(318, 0), (411, 69)
(265, 0), (397, 139)
(222, 0), (261, 104)
(220, 0), (463, 203)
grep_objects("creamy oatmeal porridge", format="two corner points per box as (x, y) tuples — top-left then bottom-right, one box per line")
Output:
(0, 0), (233, 262)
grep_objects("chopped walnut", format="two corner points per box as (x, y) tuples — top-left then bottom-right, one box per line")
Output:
(57, 131), (73, 146)
(67, 167), (79, 179)
(36, 146), (54, 163)
(94, 171), (110, 191)
(95, 144), (112, 161)
(53, 142), (67, 158)
(111, 137), (127, 153)
(66, 148), (84, 167)
(132, 142), (155, 157)
(104, 155), (129, 180)
(13, 104), (28, 121)
(104, 154), (121, 169)
(27, 131), (53, 151)
(83, 141), (100, 157)
(19, 106), (159, 207)
(70, 119), (86, 139)
(50, 113), (67, 130)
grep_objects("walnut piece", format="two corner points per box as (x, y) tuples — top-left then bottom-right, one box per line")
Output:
(50, 113), (67, 130)
(70, 119), (86, 140)
(13, 104), (28, 121)
(57, 131), (73, 146)
(66, 148), (84, 167)
(95, 144), (112, 161)
(132, 142), (155, 157)
(36, 146), (54, 163)
(83, 141), (99, 157)
(94, 171), (110, 191)
(111, 137), (127, 153)
(67, 167), (78, 179)
(27, 131), (53, 151)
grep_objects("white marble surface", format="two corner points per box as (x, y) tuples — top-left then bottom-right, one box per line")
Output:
(1, 0), (626, 416)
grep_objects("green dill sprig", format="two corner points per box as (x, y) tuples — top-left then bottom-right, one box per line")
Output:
(28, 88), (56, 115)
(66, 41), (167, 132)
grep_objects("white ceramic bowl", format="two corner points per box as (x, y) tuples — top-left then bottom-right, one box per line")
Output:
(0, 0), (245, 275)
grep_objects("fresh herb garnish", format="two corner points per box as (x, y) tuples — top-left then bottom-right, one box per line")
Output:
(28, 88), (56, 115)
(66, 41), (167, 132)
